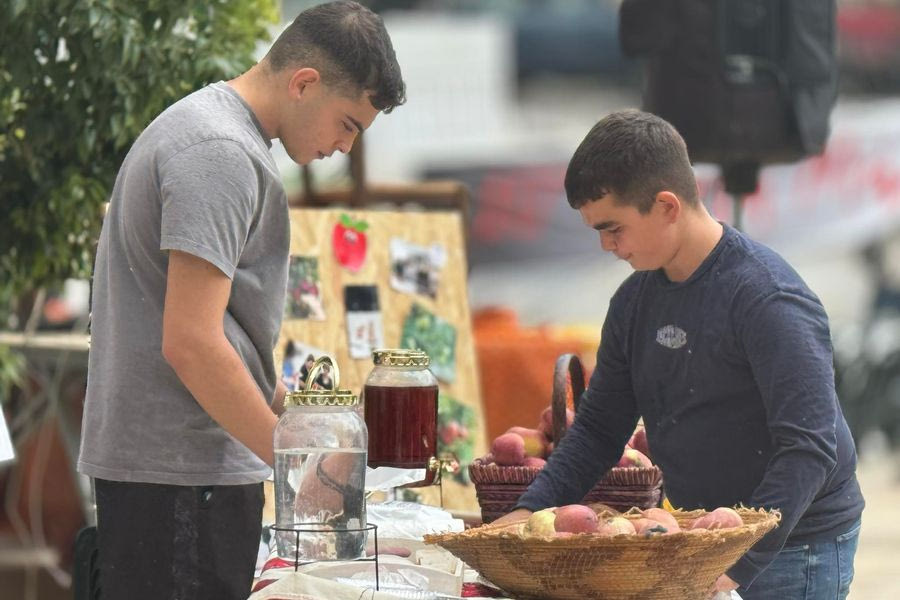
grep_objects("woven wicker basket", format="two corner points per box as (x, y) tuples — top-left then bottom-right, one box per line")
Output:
(472, 354), (663, 522)
(426, 506), (781, 600)
(470, 459), (663, 522)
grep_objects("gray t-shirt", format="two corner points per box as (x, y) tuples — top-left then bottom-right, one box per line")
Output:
(78, 82), (289, 486)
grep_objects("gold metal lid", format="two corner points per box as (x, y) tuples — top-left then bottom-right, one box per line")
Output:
(284, 356), (359, 407)
(372, 348), (430, 367)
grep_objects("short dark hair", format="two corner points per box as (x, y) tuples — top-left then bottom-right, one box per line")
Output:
(265, 1), (406, 113)
(564, 109), (698, 212)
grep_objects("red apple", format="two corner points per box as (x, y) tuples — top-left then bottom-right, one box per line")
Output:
(554, 505), (598, 534)
(631, 518), (668, 536)
(506, 426), (548, 458)
(628, 426), (651, 460)
(691, 507), (743, 530)
(491, 432), (526, 466)
(642, 507), (680, 533)
(537, 406), (575, 440)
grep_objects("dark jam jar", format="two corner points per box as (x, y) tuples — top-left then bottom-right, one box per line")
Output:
(363, 349), (438, 475)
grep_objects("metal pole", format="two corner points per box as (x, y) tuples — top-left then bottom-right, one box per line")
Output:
(732, 193), (745, 232)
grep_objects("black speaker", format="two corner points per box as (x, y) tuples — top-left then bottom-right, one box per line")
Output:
(620, 0), (838, 194)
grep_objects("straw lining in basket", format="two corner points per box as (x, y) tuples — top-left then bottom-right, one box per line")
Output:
(425, 507), (780, 600)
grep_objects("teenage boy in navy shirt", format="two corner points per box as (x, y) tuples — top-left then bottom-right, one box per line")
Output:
(495, 110), (864, 600)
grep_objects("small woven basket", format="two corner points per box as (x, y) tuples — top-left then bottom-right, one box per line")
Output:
(470, 459), (663, 522)
(426, 506), (781, 600)
(472, 354), (663, 522)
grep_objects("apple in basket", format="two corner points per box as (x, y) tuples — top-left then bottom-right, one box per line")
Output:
(628, 426), (652, 460)
(523, 505), (600, 537)
(631, 518), (669, 536)
(596, 516), (636, 536)
(642, 507), (681, 533)
(616, 447), (653, 468)
(690, 507), (744, 530)
(491, 432), (526, 465)
(523, 508), (558, 537)
(537, 405), (575, 439)
(522, 456), (546, 468)
(506, 426), (548, 458)
(553, 504), (599, 534)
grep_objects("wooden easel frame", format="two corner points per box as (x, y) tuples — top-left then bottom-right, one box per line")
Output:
(291, 133), (470, 224)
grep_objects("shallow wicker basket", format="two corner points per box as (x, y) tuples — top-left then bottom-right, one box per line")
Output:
(425, 506), (781, 600)
(472, 354), (663, 522)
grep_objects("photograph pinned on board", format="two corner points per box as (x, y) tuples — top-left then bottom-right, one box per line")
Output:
(389, 238), (447, 299)
(281, 340), (336, 392)
(401, 303), (457, 383)
(345, 285), (385, 360)
(285, 256), (326, 320)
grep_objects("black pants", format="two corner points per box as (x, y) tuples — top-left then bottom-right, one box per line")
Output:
(94, 478), (264, 600)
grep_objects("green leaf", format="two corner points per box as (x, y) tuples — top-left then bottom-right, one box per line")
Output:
(12, 0), (27, 19)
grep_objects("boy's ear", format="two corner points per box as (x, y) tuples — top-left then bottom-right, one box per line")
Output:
(655, 191), (681, 222)
(288, 67), (321, 99)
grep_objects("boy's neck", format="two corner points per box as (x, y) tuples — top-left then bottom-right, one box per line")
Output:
(662, 209), (724, 283)
(228, 64), (280, 140)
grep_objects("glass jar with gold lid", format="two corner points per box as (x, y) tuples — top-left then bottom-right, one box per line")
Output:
(363, 349), (439, 480)
(273, 356), (367, 561)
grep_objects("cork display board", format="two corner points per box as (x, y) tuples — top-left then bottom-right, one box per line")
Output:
(276, 207), (485, 511)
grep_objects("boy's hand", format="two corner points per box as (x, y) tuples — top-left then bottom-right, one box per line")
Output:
(490, 508), (532, 526)
(707, 574), (738, 598)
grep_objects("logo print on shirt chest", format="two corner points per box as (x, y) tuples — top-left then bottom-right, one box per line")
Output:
(656, 325), (687, 349)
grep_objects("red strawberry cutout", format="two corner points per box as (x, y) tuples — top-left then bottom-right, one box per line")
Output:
(332, 213), (369, 271)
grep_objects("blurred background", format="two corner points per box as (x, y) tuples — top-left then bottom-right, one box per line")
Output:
(2, 0), (899, 597)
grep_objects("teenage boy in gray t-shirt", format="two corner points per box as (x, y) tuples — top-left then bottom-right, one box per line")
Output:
(77, 3), (405, 598)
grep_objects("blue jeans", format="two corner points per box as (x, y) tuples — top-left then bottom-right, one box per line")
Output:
(738, 519), (861, 600)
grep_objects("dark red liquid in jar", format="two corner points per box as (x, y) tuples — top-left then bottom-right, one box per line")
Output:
(364, 384), (438, 468)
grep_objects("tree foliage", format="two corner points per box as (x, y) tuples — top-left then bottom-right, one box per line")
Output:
(0, 0), (279, 301)
(0, 0), (279, 400)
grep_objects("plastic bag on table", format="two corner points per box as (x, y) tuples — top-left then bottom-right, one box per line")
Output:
(248, 571), (409, 600)
(366, 501), (464, 539)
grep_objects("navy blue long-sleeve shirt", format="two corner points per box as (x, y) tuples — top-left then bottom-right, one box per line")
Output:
(516, 224), (865, 586)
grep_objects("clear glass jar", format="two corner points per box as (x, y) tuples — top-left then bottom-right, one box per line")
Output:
(363, 349), (439, 483)
(273, 357), (367, 562)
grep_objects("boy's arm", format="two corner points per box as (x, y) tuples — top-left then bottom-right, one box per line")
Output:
(162, 250), (279, 467)
(726, 290), (840, 587)
(514, 300), (639, 511)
